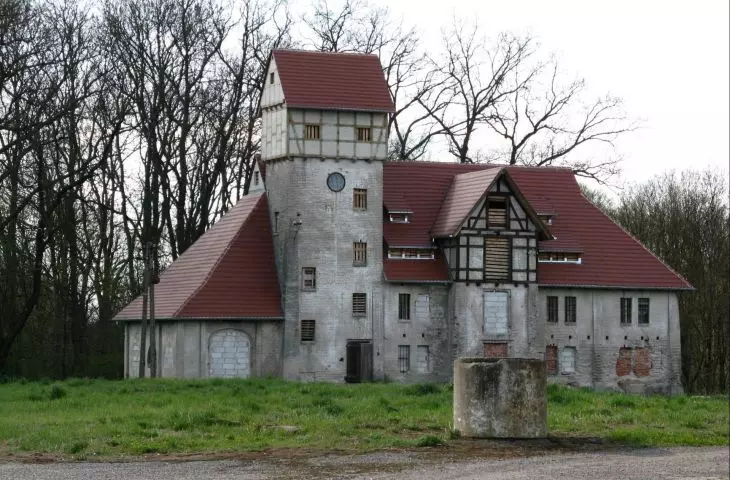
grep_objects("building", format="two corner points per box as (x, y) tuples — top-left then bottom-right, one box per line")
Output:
(115, 49), (691, 394)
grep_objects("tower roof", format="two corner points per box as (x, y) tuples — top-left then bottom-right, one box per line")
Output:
(271, 49), (394, 113)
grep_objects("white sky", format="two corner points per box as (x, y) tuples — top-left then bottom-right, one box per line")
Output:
(370, 0), (729, 191)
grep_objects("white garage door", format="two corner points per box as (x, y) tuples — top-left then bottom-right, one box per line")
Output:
(208, 329), (250, 378)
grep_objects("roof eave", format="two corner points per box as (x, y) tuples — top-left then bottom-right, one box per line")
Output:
(537, 283), (694, 291)
(114, 315), (285, 322)
(287, 103), (394, 114)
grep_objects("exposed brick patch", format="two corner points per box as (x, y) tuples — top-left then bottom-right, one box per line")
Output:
(545, 345), (558, 375)
(616, 347), (632, 377)
(484, 342), (508, 358)
(633, 347), (652, 377)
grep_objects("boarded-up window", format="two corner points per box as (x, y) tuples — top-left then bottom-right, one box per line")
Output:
(353, 242), (367, 266)
(545, 345), (558, 375)
(304, 124), (320, 139)
(620, 297), (632, 325)
(484, 290), (509, 337)
(564, 296), (576, 323)
(561, 347), (576, 374)
(352, 293), (367, 316)
(398, 345), (410, 373)
(484, 236), (510, 280)
(415, 294), (430, 321)
(547, 296), (558, 323)
(301, 320), (315, 342)
(638, 298), (650, 324)
(616, 347), (632, 376)
(416, 345), (430, 373)
(353, 188), (367, 209)
(487, 197), (508, 228)
(633, 347), (652, 377)
(301, 267), (316, 290)
(356, 127), (372, 141)
(398, 293), (410, 320)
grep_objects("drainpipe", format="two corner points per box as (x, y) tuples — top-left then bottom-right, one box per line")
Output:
(591, 291), (596, 389)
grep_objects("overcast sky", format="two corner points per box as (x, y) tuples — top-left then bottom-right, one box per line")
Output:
(371, 0), (729, 190)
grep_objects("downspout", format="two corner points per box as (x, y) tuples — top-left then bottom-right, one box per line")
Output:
(591, 291), (596, 389)
(667, 294), (672, 394)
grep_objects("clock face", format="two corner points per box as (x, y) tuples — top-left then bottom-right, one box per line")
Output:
(327, 172), (346, 192)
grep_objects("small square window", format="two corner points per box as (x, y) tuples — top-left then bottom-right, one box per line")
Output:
(398, 345), (410, 373)
(302, 267), (316, 290)
(547, 296), (558, 323)
(638, 298), (650, 324)
(398, 293), (411, 320)
(300, 319), (315, 342)
(564, 296), (576, 323)
(353, 188), (367, 210)
(356, 127), (372, 141)
(353, 293), (367, 317)
(620, 297), (632, 325)
(353, 242), (367, 266)
(305, 124), (320, 139)
(561, 347), (576, 374)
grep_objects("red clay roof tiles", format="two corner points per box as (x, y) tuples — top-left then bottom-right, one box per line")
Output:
(383, 252), (451, 283)
(114, 193), (283, 321)
(272, 50), (394, 113)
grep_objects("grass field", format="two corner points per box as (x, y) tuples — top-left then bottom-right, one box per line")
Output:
(0, 378), (726, 459)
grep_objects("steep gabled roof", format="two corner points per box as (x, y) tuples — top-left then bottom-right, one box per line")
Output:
(271, 49), (394, 113)
(114, 193), (283, 321)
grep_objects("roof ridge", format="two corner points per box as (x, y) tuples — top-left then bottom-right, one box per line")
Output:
(579, 192), (693, 290)
(174, 193), (266, 316)
(273, 48), (379, 58)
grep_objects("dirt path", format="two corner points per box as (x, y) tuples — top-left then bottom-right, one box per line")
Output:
(0, 445), (727, 479)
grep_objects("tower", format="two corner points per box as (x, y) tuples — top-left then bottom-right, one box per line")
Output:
(259, 50), (394, 381)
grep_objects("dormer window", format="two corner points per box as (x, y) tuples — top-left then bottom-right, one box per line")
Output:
(389, 212), (410, 223)
(305, 124), (320, 139)
(538, 252), (582, 264)
(388, 248), (435, 260)
(487, 197), (508, 228)
(539, 215), (553, 225)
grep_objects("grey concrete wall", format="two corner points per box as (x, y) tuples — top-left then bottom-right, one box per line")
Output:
(124, 320), (283, 379)
(539, 288), (682, 394)
(265, 157), (384, 382)
(381, 284), (452, 382)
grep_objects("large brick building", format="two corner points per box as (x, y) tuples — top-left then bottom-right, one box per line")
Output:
(115, 50), (691, 394)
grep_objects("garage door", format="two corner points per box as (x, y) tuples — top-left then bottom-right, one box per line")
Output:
(208, 329), (250, 378)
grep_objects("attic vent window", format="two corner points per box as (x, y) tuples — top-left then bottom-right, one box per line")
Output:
(305, 124), (320, 139)
(538, 252), (582, 264)
(301, 320), (315, 342)
(353, 188), (367, 210)
(253, 171), (260, 186)
(353, 242), (367, 266)
(484, 236), (510, 280)
(301, 267), (316, 290)
(487, 197), (508, 228)
(352, 293), (367, 317)
(270, 72), (275, 84)
(389, 212), (410, 223)
(388, 248), (434, 260)
(356, 127), (372, 142)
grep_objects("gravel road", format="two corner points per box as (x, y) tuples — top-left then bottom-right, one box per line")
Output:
(0, 446), (727, 480)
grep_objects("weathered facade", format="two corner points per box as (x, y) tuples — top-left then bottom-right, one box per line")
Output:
(115, 49), (691, 394)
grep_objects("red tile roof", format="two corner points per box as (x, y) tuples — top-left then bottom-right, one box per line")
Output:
(383, 162), (691, 290)
(383, 252), (451, 283)
(114, 193), (283, 320)
(271, 50), (394, 113)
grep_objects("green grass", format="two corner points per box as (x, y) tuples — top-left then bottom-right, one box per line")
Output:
(0, 379), (726, 458)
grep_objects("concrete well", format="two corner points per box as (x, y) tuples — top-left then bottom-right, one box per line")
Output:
(453, 357), (547, 438)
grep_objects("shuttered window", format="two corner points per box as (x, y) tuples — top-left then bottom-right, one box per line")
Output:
(353, 293), (367, 317)
(353, 242), (367, 266)
(304, 124), (320, 139)
(484, 236), (510, 280)
(356, 127), (372, 141)
(487, 198), (508, 228)
(301, 320), (315, 342)
(353, 188), (367, 209)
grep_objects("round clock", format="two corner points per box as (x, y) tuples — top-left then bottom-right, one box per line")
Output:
(327, 172), (346, 192)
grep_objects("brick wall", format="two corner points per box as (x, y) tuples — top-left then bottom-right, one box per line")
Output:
(616, 347), (632, 377)
(633, 347), (652, 377)
(545, 345), (558, 375)
(484, 342), (508, 358)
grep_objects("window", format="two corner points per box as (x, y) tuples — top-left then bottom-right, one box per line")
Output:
(300, 320), (315, 342)
(416, 345), (430, 373)
(304, 124), (320, 139)
(352, 293), (367, 316)
(620, 297), (632, 325)
(561, 347), (576, 374)
(253, 171), (260, 186)
(547, 296), (558, 323)
(538, 252), (582, 264)
(484, 236), (510, 280)
(269, 72), (275, 84)
(638, 298), (650, 324)
(398, 293), (411, 320)
(487, 197), (508, 228)
(545, 345), (558, 375)
(356, 127), (372, 141)
(353, 188), (367, 210)
(564, 296), (576, 323)
(388, 212), (410, 223)
(353, 242), (367, 266)
(398, 345), (410, 373)
(387, 248), (434, 260)
(301, 267), (316, 290)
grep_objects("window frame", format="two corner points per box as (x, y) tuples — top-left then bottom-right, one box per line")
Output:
(547, 296), (558, 323)
(300, 319), (315, 342)
(356, 127), (372, 142)
(638, 297), (650, 325)
(353, 188), (367, 210)
(301, 267), (316, 291)
(564, 296), (577, 324)
(304, 124), (321, 140)
(398, 345), (410, 373)
(352, 292), (367, 317)
(398, 293), (411, 321)
(620, 297), (632, 325)
(353, 241), (367, 266)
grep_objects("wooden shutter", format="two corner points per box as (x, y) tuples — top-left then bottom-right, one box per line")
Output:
(484, 237), (510, 280)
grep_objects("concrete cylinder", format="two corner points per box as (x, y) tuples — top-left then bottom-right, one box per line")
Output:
(453, 357), (547, 438)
